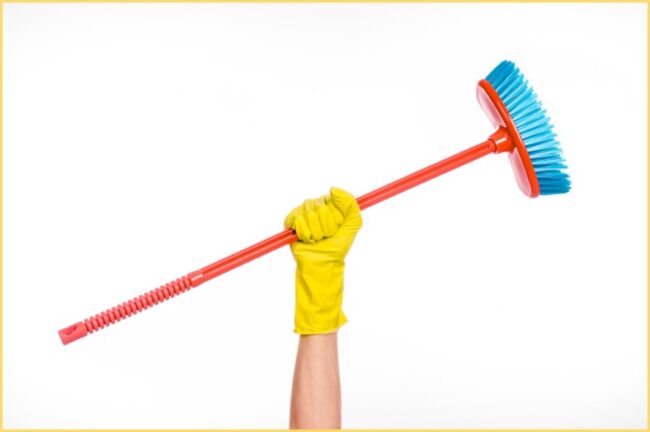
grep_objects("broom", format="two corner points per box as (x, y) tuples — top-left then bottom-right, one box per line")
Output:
(58, 60), (571, 345)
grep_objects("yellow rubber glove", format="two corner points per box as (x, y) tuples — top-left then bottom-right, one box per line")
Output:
(284, 187), (363, 334)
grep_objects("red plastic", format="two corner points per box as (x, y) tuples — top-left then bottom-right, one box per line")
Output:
(476, 79), (540, 198)
(58, 139), (502, 345)
(355, 141), (496, 209)
(58, 78), (538, 346)
(58, 322), (87, 344)
(59, 276), (192, 345)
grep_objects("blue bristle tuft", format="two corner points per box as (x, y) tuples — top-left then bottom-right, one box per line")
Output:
(486, 61), (571, 195)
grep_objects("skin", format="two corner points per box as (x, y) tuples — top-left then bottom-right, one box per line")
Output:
(290, 333), (341, 429)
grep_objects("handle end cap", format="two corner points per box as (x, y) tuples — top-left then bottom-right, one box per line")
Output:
(59, 322), (88, 345)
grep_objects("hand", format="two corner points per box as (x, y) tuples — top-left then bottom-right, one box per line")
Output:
(284, 187), (363, 334)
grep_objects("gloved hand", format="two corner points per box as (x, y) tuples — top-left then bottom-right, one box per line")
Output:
(284, 187), (363, 334)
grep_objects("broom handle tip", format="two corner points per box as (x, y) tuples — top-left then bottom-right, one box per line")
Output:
(58, 322), (88, 345)
(59, 140), (495, 345)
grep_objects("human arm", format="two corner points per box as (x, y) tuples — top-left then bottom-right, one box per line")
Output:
(284, 187), (362, 429)
(290, 333), (341, 429)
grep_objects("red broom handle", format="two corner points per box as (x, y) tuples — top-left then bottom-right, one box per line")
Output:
(59, 140), (496, 345)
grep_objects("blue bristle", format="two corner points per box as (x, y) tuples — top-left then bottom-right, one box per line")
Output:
(486, 61), (571, 195)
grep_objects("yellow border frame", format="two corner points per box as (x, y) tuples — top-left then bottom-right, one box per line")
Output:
(0, 1), (647, 432)
(0, 0), (647, 3)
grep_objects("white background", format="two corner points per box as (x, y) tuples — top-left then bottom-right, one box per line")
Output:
(3, 3), (647, 429)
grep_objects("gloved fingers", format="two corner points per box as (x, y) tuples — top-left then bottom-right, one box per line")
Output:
(330, 187), (361, 220)
(325, 196), (344, 227)
(330, 187), (362, 235)
(286, 190), (357, 242)
(318, 202), (338, 238)
(307, 206), (324, 241)
(284, 206), (299, 230)
(287, 197), (328, 242)
(293, 213), (314, 243)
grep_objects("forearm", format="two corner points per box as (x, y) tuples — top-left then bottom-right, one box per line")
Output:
(286, 188), (360, 429)
(290, 333), (341, 429)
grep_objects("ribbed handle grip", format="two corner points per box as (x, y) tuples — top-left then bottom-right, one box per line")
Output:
(59, 139), (496, 345)
(59, 276), (193, 344)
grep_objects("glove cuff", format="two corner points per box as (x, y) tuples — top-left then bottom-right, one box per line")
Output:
(293, 262), (347, 334)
